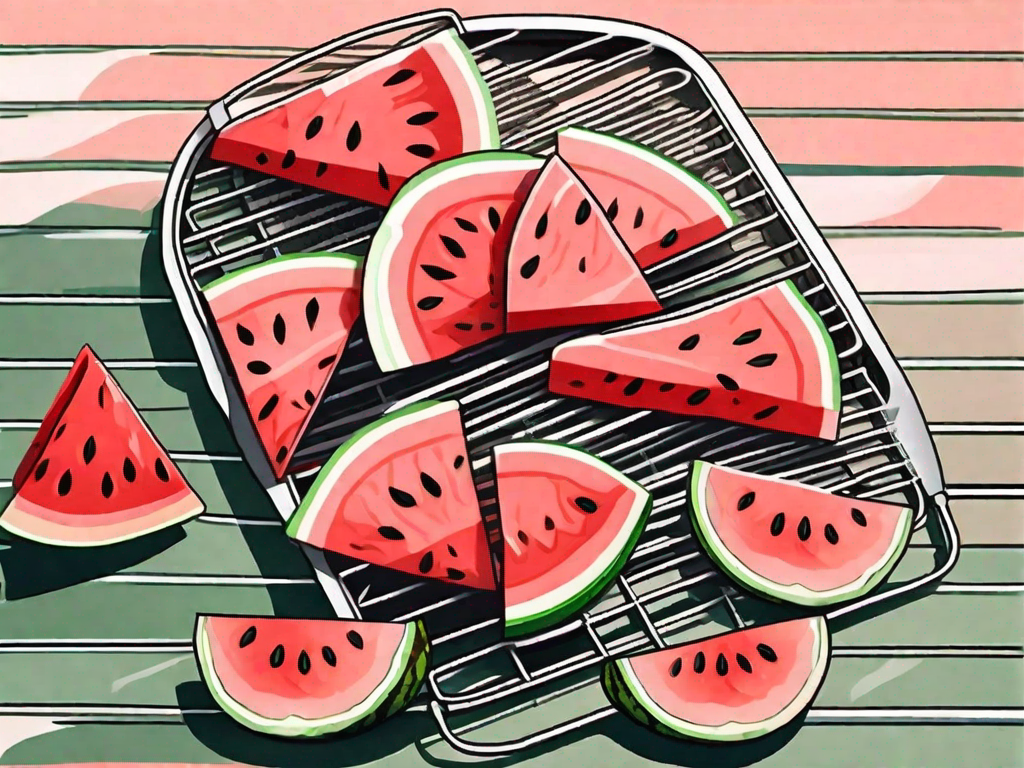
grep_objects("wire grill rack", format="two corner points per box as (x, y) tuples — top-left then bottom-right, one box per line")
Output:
(162, 11), (958, 758)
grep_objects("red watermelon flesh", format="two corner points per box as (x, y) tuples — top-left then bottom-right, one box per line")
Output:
(557, 127), (737, 268)
(203, 253), (362, 479)
(287, 401), (496, 590)
(505, 155), (661, 334)
(2, 345), (203, 546)
(549, 280), (841, 441)
(210, 29), (499, 207)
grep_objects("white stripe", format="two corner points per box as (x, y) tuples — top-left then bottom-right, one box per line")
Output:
(804, 708), (1023, 724)
(899, 358), (1024, 370)
(933, 583), (1023, 594)
(95, 574), (315, 586)
(929, 423), (1024, 434)
(196, 515), (282, 527)
(0, 296), (171, 305)
(0, 643), (192, 653)
(0, 706), (216, 717)
(946, 486), (1024, 499)
(167, 452), (241, 463)
(832, 647), (1023, 658)
(862, 291), (1024, 304)
(0, 359), (196, 369)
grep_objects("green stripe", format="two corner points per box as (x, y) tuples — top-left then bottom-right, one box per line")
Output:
(751, 107), (1023, 120)
(0, 101), (207, 111)
(0, 161), (173, 173)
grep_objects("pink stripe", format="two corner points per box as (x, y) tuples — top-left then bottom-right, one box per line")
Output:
(1, 0), (1021, 50)
(82, 55), (274, 101)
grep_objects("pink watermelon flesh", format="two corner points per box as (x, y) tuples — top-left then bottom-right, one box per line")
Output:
(2, 345), (203, 546)
(505, 155), (661, 334)
(549, 280), (841, 441)
(203, 253), (362, 479)
(605, 617), (829, 741)
(494, 441), (651, 637)
(210, 29), (498, 207)
(557, 127), (736, 268)
(287, 401), (496, 590)
(691, 461), (912, 605)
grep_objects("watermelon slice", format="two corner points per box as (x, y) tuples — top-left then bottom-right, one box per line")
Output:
(364, 152), (542, 371)
(493, 441), (652, 637)
(203, 253), (362, 479)
(689, 461), (912, 606)
(210, 28), (500, 207)
(603, 616), (829, 742)
(287, 400), (496, 590)
(195, 614), (430, 738)
(1, 345), (204, 546)
(557, 127), (737, 268)
(504, 155), (662, 333)
(549, 280), (841, 441)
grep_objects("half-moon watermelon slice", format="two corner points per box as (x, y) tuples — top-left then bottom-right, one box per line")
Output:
(1, 345), (204, 546)
(364, 152), (542, 372)
(195, 614), (430, 738)
(287, 400), (496, 590)
(493, 441), (652, 637)
(549, 280), (841, 441)
(210, 28), (500, 207)
(203, 253), (362, 479)
(689, 461), (913, 606)
(557, 127), (737, 268)
(603, 616), (829, 742)
(505, 155), (662, 334)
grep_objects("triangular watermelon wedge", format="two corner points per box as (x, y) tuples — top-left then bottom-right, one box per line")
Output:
(210, 28), (500, 207)
(1, 345), (204, 546)
(505, 155), (662, 333)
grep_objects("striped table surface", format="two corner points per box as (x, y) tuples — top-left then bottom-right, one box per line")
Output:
(0, 1), (1021, 765)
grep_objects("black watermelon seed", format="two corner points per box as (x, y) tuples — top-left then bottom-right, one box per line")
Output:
(417, 296), (443, 311)
(623, 378), (644, 396)
(275, 446), (288, 464)
(487, 206), (502, 231)
(568, 380), (584, 388)
(123, 457), (136, 483)
(247, 360), (272, 375)
(34, 459), (49, 481)
(736, 653), (753, 673)
(255, 152), (268, 165)
(346, 121), (362, 151)
(304, 389), (316, 406)
(687, 388), (711, 406)
(298, 650), (311, 675)
(717, 373), (740, 391)
(798, 516), (812, 541)
(281, 150), (296, 169)
(322, 646), (337, 666)
(733, 397), (741, 405)
(733, 328), (762, 346)
(544, 515), (555, 531)
(716, 653), (729, 676)
(448, 544), (458, 557)
(422, 264), (456, 281)
(101, 472), (114, 499)
(534, 211), (548, 239)
(825, 523), (839, 545)
(604, 372), (619, 383)
(272, 313), (286, 345)
(83, 436), (96, 465)
(454, 322), (473, 331)
(377, 163), (389, 190)
(419, 551), (433, 574)
(693, 651), (706, 673)
(384, 68), (415, 86)
(455, 216), (478, 233)
(633, 207), (644, 229)
(574, 496), (598, 514)
(453, 455), (465, 469)
(315, 161), (328, 177)
(754, 405), (780, 421)
(679, 334), (700, 351)
(98, 385), (106, 408)
(305, 115), (323, 140)
(851, 508), (868, 527)
(347, 629), (364, 649)
(258, 395), (279, 421)
(660, 229), (679, 248)
(54, 423), (66, 440)
(659, 382), (676, 392)
(305, 297), (319, 330)
(291, 400), (303, 409)
(388, 487), (417, 508)
(269, 645), (285, 668)
(575, 199), (591, 225)
(669, 657), (683, 677)
(378, 525), (405, 540)
(606, 198), (619, 222)
(440, 234), (466, 259)
(756, 643), (777, 662)
(770, 512), (785, 536)
(517, 530), (529, 545)
(578, 257), (587, 273)
(420, 471), (442, 498)
(519, 255), (541, 279)
(407, 110), (439, 125)
(747, 353), (778, 368)
(239, 626), (257, 648)
(154, 458), (170, 483)
(236, 323), (255, 345)
(737, 491), (756, 511)
(447, 568), (466, 581)
(407, 144), (436, 159)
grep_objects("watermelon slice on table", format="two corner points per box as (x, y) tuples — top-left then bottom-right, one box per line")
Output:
(549, 280), (841, 441)
(689, 461), (912, 606)
(364, 152), (542, 372)
(1, 345), (204, 546)
(557, 127), (737, 268)
(195, 614), (430, 738)
(493, 441), (652, 637)
(210, 28), (499, 207)
(603, 616), (830, 742)
(287, 400), (496, 590)
(203, 253), (362, 479)
(504, 155), (662, 334)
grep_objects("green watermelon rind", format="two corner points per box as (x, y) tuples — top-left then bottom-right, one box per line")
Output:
(688, 460), (913, 606)
(363, 151), (543, 372)
(775, 280), (842, 419)
(601, 616), (830, 742)
(201, 251), (364, 298)
(498, 440), (653, 638)
(195, 616), (431, 738)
